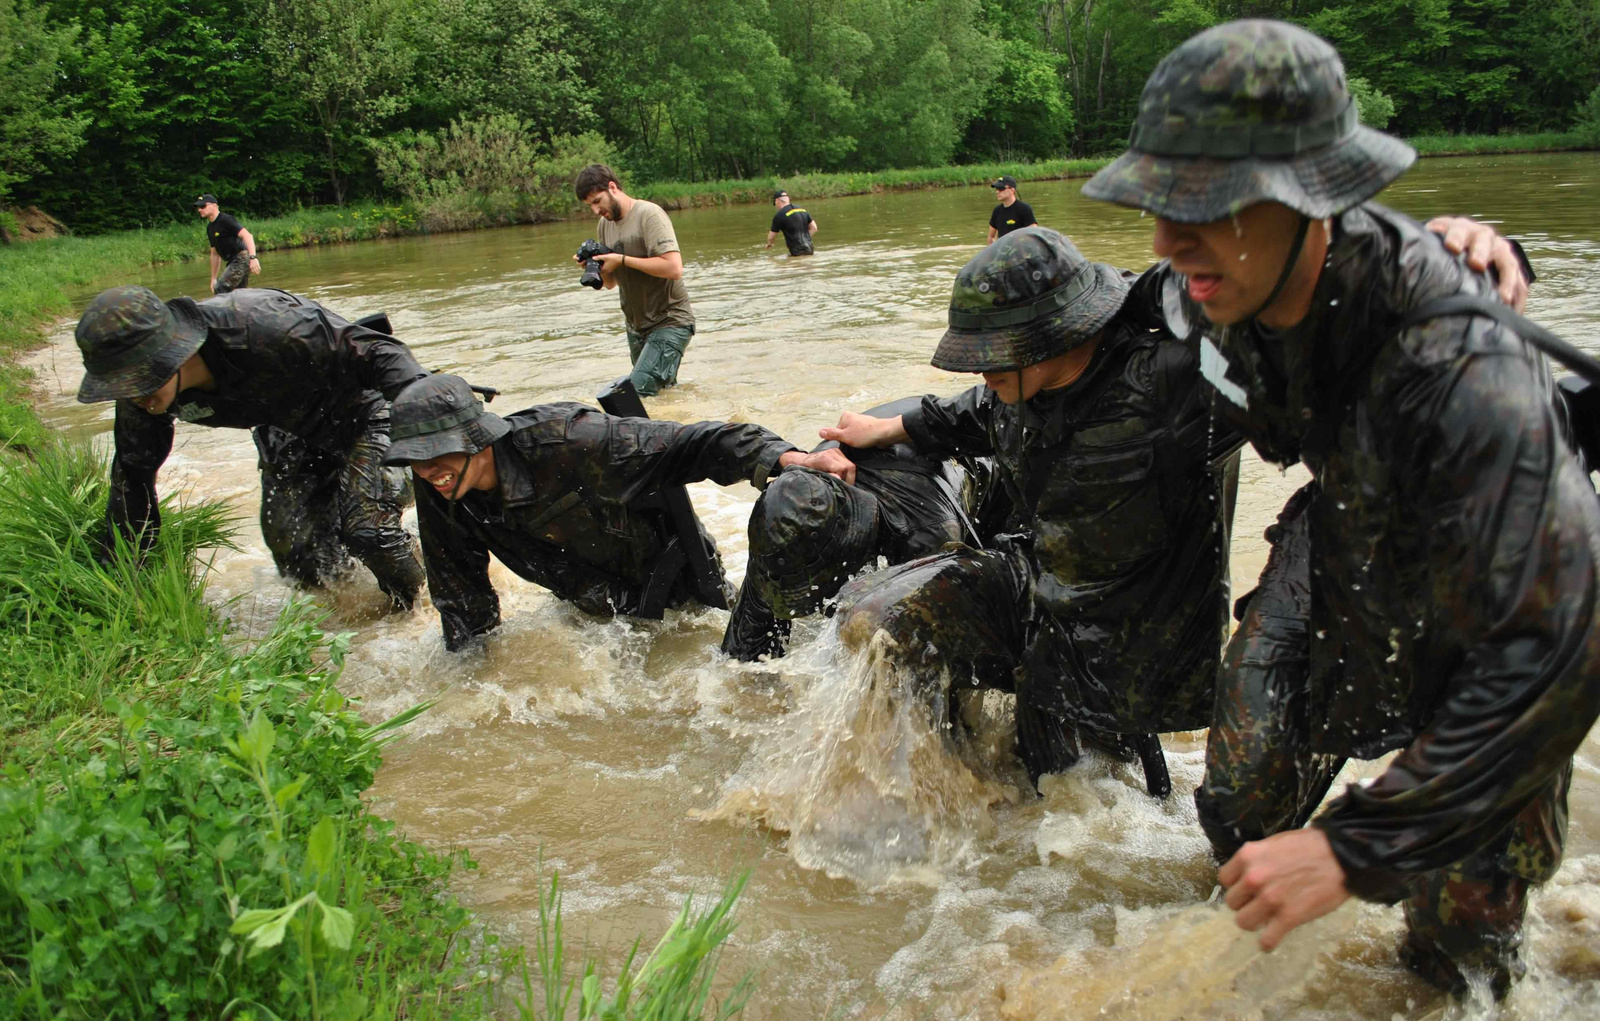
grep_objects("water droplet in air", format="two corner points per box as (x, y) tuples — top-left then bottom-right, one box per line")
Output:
(1238, 252), (1248, 261)
(1329, 299), (1340, 307)
(1316, 629), (1327, 639)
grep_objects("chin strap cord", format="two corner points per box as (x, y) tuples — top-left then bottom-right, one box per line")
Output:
(1247, 214), (1312, 325)
(446, 450), (473, 524)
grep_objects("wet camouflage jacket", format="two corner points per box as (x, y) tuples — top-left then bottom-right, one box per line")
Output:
(901, 320), (1239, 733)
(108, 289), (426, 546)
(417, 403), (796, 650)
(1159, 201), (1600, 900)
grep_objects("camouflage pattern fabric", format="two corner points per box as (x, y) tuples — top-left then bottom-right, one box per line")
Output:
(722, 396), (973, 661)
(902, 320), (1242, 736)
(1196, 484), (1344, 856)
(104, 289), (428, 563)
(413, 402), (794, 650)
(1140, 201), (1600, 996)
(1080, 19), (1414, 223)
(254, 422), (423, 608)
(932, 227), (1128, 373)
(213, 250), (252, 294)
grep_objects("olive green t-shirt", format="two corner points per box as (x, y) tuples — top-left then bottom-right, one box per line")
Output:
(596, 199), (695, 334)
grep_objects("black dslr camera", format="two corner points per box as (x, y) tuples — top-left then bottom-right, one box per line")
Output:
(575, 238), (613, 289)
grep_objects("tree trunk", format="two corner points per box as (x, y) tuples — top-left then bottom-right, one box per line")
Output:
(1097, 27), (1109, 115)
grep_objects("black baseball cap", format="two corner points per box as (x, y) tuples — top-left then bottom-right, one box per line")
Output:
(992, 176), (1018, 190)
(192, 194), (218, 208)
(773, 190), (789, 200)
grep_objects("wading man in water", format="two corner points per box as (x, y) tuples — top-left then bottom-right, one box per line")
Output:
(574, 164), (696, 397)
(1083, 18), (1598, 996)
(766, 190), (818, 256)
(194, 194), (260, 294)
(74, 286), (427, 608)
(820, 226), (1240, 791)
(383, 374), (855, 651)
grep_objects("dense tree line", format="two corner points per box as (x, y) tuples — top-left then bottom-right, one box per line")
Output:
(6, 0), (1600, 232)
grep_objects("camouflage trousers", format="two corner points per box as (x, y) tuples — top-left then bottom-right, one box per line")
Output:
(831, 545), (1163, 786)
(253, 419), (425, 609)
(1196, 484), (1571, 997)
(213, 251), (252, 294)
(626, 323), (693, 396)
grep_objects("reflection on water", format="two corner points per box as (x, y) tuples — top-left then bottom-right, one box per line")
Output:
(24, 153), (1600, 1019)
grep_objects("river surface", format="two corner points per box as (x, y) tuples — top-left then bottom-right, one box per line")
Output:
(27, 153), (1600, 1019)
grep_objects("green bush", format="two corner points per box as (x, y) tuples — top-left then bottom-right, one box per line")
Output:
(371, 118), (617, 230)
(0, 445), (502, 1020)
(1349, 76), (1396, 131)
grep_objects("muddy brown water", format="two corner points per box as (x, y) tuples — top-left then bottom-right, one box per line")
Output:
(27, 153), (1600, 1019)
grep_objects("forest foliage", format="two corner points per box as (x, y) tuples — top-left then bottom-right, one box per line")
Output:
(8, 0), (1600, 232)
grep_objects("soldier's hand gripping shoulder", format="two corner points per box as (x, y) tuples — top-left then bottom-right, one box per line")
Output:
(777, 446), (857, 485)
(1425, 215), (1532, 311)
(819, 411), (909, 450)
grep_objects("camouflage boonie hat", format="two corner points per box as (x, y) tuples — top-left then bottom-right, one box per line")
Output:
(382, 375), (510, 464)
(75, 286), (209, 403)
(749, 468), (880, 618)
(934, 226), (1128, 373)
(1081, 19), (1415, 223)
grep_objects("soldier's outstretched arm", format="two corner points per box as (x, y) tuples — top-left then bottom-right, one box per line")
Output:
(569, 409), (807, 503)
(103, 401), (175, 557)
(414, 483), (500, 651)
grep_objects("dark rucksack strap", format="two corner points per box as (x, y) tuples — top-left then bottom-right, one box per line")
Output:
(1398, 294), (1600, 386)
(1304, 294), (1596, 458)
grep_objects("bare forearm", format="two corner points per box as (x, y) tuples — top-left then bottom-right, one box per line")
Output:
(623, 253), (682, 279)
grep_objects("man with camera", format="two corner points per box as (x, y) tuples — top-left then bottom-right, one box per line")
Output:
(573, 164), (696, 397)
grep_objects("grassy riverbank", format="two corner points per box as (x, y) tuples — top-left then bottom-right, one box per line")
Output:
(1408, 131), (1598, 157)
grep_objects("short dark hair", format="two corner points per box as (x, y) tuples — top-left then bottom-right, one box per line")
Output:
(574, 164), (620, 201)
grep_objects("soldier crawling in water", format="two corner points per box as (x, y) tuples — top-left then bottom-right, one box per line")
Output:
(1081, 17), (1594, 997)
(74, 286), (427, 608)
(380, 373), (855, 651)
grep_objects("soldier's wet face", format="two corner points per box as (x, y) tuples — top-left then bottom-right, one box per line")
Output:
(135, 373), (181, 415)
(1152, 201), (1323, 328)
(981, 361), (1058, 405)
(410, 453), (474, 499)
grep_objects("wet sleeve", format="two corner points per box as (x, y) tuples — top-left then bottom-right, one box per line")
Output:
(413, 484), (500, 651)
(902, 386), (995, 458)
(1153, 337), (1245, 468)
(291, 298), (428, 400)
(643, 205), (681, 257)
(574, 409), (798, 500)
(1119, 264), (1173, 333)
(1314, 347), (1600, 903)
(105, 401), (174, 553)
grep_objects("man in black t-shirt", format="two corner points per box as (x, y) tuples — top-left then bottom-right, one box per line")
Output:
(766, 190), (817, 256)
(194, 193), (259, 294)
(986, 176), (1036, 244)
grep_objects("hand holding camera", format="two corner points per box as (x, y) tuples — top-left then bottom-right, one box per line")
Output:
(575, 238), (614, 289)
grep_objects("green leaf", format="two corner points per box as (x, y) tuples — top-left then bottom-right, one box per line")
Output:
(306, 816), (336, 877)
(229, 908), (283, 936)
(273, 773), (309, 811)
(318, 900), (355, 950)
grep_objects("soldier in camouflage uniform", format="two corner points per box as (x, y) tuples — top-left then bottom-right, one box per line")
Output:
(74, 286), (428, 608)
(721, 395), (987, 661)
(1083, 18), (1600, 995)
(382, 374), (855, 651)
(821, 226), (1244, 790)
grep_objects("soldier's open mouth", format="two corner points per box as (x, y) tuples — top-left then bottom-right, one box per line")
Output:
(1188, 274), (1223, 302)
(433, 472), (456, 491)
